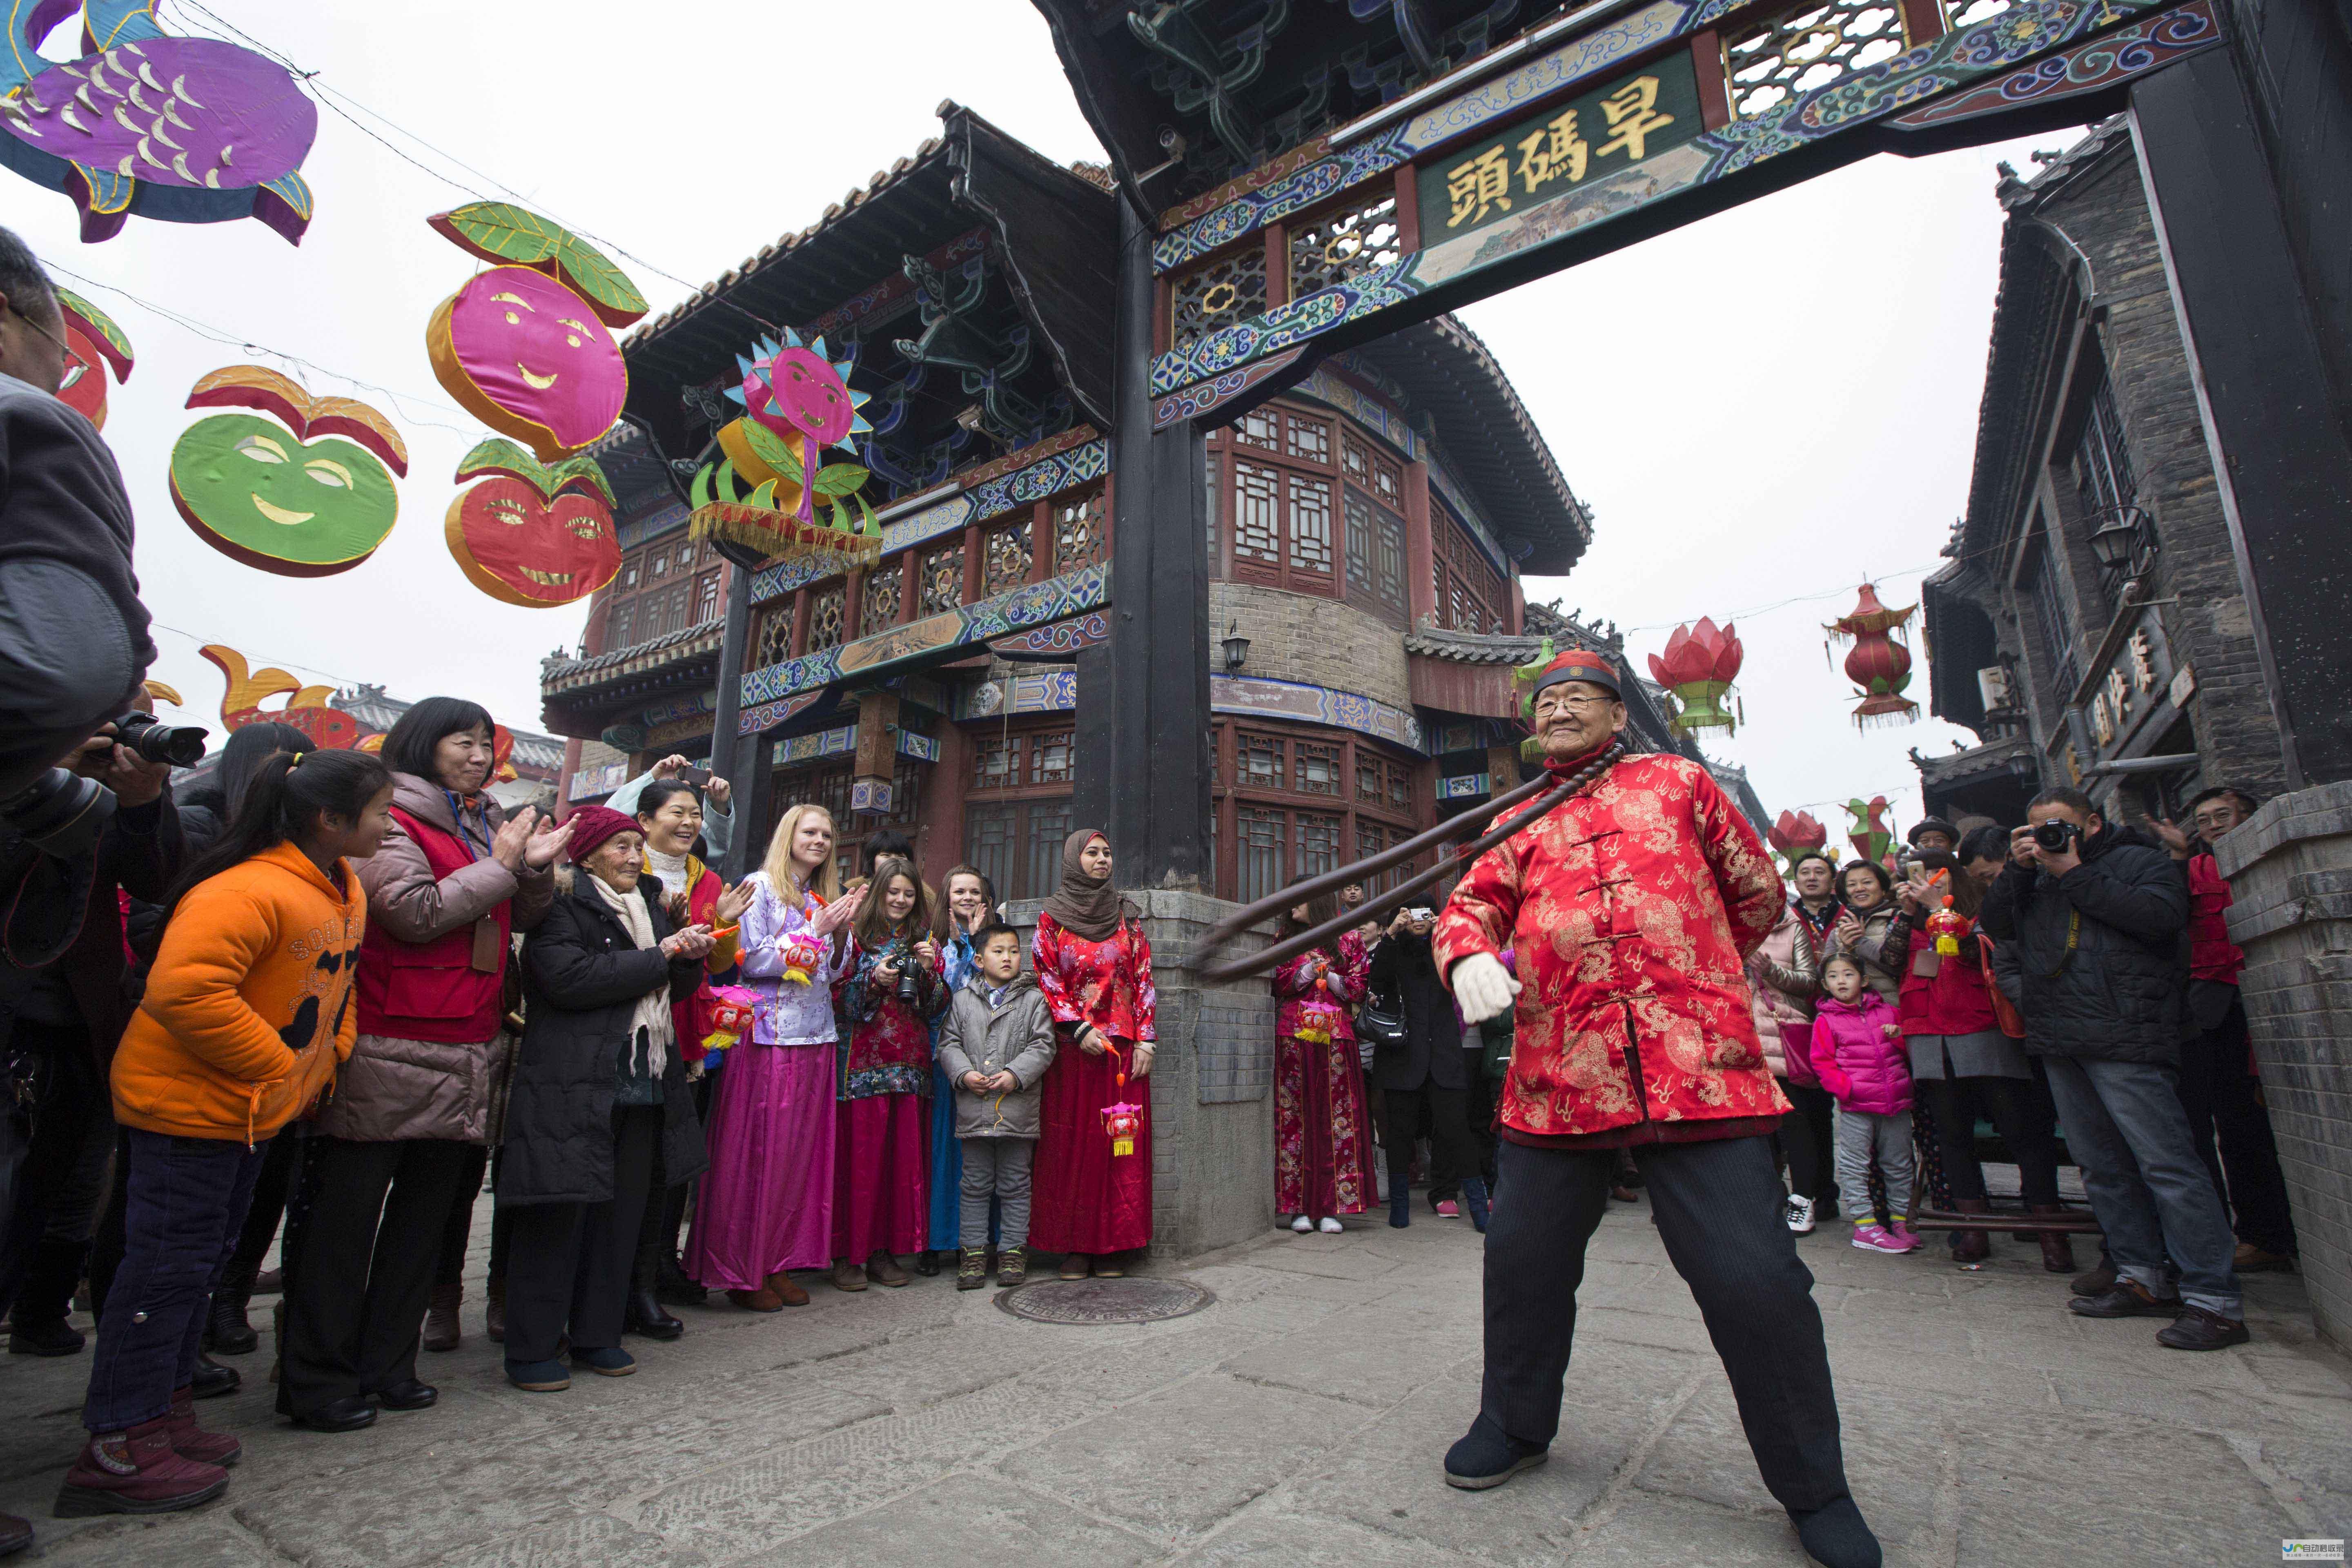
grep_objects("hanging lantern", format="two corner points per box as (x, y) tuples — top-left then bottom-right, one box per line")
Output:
(780, 933), (825, 987)
(697, 986), (758, 1062)
(1647, 617), (1743, 736)
(1102, 1100), (1145, 1158)
(1767, 809), (1828, 874)
(1825, 583), (1919, 729)
(1927, 897), (1968, 958)
(1845, 795), (1894, 868)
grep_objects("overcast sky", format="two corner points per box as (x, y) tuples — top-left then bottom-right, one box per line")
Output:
(19, 0), (2080, 840)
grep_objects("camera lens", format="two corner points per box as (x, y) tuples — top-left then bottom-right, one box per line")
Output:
(113, 713), (209, 769)
(2031, 821), (2072, 852)
(0, 766), (118, 858)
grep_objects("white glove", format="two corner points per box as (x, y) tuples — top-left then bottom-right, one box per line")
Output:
(1129, 1042), (1156, 1078)
(1450, 952), (1521, 1024)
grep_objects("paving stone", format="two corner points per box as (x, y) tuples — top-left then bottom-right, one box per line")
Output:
(1951, 1490), (2287, 1568)
(1559, 1493), (1816, 1566)
(455, 1511), (719, 1568)
(760, 1471), (1163, 1566)
(28, 1515), (278, 1567)
(1221, 1303), (1476, 1409)
(1172, 1505), (1490, 1566)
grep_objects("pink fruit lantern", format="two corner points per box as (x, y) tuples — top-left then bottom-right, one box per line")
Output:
(1646, 617), (1744, 736)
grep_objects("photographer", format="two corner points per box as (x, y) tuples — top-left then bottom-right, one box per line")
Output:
(1368, 904), (1486, 1231)
(1980, 786), (2245, 1350)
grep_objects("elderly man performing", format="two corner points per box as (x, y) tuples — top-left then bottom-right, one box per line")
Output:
(1433, 650), (1881, 1568)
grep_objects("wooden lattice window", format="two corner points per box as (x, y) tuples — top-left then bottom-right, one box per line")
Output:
(1345, 492), (1375, 599)
(1725, 0), (1911, 119)
(972, 732), (1017, 790)
(1374, 508), (1405, 608)
(1211, 719), (1427, 904)
(1239, 730), (1285, 790)
(1170, 246), (1267, 354)
(1236, 408), (1279, 451)
(1289, 474), (1333, 579)
(753, 601), (795, 668)
(984, 518), (1032, 594)
(1296, 741), (1341, 796)
(1233, 461), (1281, 566)
(1236, 805), (1287, 906)
(1029, 728), (1074, 786)
(805, 584), (845, 651)
(860, 563), (903, 636)
(1290, 191), (1402, 300)
(919, 542), (965, 615)
(1435, 513), (1505, 633)
(1298, 811), (1344, 877)
(1053, 488), (1106, 572)
(1284, 412), (1331, 465)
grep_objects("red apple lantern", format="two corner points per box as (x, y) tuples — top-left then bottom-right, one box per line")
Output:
(443, 438), (622, 608)
(54, 289), (132, 429)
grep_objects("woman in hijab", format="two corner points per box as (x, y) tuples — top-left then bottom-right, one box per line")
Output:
(1029, 830), (1156, 1278)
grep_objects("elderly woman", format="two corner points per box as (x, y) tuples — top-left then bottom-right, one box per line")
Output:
(497, 806), (714, 1393)
(279, 699), (569, 1431)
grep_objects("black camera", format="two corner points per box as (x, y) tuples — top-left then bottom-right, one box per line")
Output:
(0, 714), (206, 859)
(892, 940), (920, 1005)
(113, 711), (209, 769)
(2030, 819), (2081, 853)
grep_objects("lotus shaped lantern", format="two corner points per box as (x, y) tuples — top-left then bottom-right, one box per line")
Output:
(1768, 809), (1829, 873)
(1647, 617), (1744, 736)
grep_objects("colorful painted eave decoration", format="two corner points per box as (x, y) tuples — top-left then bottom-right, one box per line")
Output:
(443, 437), (622, 609)
(1147, 0), (2196, 423)
(170, 365), (405, 578)
(0, 1), (318, 244)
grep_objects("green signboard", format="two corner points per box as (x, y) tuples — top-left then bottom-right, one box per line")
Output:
(1418, 52), (1706, 246)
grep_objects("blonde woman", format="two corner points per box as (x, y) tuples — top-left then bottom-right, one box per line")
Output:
(682, 805), (862, 1311)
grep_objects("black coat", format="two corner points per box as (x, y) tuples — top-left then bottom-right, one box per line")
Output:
(500, 880), (708, 1208)
(1368, 931), (1466, 1092)
(1978, 824), (2190, 1066)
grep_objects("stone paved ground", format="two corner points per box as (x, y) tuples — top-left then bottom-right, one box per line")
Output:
(3, 1188), (2348, 1566)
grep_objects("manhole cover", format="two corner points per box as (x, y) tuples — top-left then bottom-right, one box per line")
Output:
(995, 1276), (1216, 1325)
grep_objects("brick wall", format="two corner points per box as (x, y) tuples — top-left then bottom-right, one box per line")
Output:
(1210, 581), (1413, 714)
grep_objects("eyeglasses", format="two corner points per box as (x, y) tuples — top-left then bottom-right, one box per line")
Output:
(1533, 693), (1613, 715)
(7, 303), (69, 360)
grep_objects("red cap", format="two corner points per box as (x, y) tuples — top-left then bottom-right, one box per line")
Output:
(563, 804), (640, 863)
(1530, 649), (1621, 699)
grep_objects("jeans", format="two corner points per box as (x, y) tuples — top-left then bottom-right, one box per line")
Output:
(959, 1137), (1034, 1249)
(1833, 1107), (1913, 1223)
(82, 1131), (270, 1433)
(2042, 1055), (2242, 1317)
(1482, 1135), (1853, 1515)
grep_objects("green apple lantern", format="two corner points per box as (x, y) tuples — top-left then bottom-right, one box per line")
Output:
(169, 365), (408, 577)
(444, 438), (622, 608)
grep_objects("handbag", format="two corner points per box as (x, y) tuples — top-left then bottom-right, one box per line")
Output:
(1357, 988), (1407, 1051)
(1979, 933), (2027, 1040)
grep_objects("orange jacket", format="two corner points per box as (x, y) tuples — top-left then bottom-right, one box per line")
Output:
(111, 841), (367, 1145)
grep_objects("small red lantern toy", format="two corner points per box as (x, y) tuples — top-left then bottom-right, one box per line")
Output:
(780, 933), (824, 987)
(1926, 896), (1969, 958)
(1296, 973), (1341, 1045)
(699, 984), (757, 1060)
(1102, 1100), (1145, 1158)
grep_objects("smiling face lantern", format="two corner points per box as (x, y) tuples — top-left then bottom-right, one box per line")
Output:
(443, 437), (622, 608)
(53, 288), (132, 430)
(169, 365), (407, 577)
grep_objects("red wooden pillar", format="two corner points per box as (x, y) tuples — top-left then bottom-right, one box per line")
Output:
(788, 586), (811, 659)
(843, 568), (866, 642)
(962, 521), (984, 605)
(1029, 499), (1053, 584)
(1403, 459), (1436, 627)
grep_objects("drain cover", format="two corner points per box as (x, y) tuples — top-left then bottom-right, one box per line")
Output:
(995, 1276), (1216, 1325)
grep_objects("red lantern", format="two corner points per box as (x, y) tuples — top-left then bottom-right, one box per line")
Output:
(1768, 809), (1828, 873)
(1927, 897), (1969, 958)
(1647, 617), (1743, 735)
(780, 934), (825, 987)
(1102, 1100), (1144, 1158)
(1825, 583), (1919, 730)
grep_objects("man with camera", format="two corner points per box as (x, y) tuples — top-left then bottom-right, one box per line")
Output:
(1980, 786), (2245, 1350)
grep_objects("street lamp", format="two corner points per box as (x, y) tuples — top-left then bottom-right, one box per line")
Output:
(2086, 504), (2158, 585)
(1221, 621), (1251, 671)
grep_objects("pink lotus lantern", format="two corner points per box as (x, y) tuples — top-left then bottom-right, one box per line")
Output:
(1768, 810), (1829, 874)
(780, 933), (825, 987)
(1647, 617), (1744, 736)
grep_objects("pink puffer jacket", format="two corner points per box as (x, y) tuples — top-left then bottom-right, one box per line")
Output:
(1809, 993), (1911, 1114)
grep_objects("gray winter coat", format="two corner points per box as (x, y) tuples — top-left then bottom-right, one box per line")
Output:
(935, 973), (1056, 1139)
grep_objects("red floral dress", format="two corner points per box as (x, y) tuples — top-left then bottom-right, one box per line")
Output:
(1029, 911), (1157, 1254)
(1272, 933), (1377, 1217)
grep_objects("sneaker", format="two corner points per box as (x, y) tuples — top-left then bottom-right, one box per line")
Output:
(1887, 1223), (1924, 1253)
(1318, 1217), (1343, 1235)
(2069, 1280), (2181, 1318)
(2156, 1304), (2251, 1351)
(996, 1247), (1028, 1288)
(570, 1346), (635, 1377)
(1851, 1224), (1908, 1254)
(956, 1248), (989, 1291)
(1290, 1214), (1313, 1233)
(53, 1418), (229, 1517)
(1434, 1199), (1461, 1219)
(1442, 1414), (1550, 1491)
(1784, 1194), (1817, 1235)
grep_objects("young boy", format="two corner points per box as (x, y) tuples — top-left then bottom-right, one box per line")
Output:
(935, 922), (1057, 1288)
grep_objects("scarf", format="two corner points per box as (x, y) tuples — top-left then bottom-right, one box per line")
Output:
(1039, 827), (1137, 943)
(588, 873), (675, 1078)
(645, 846), (692, 902)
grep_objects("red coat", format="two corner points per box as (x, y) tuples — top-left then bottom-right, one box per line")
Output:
(2185, 852), (2244, 984)
(1272, 932), (1368, 1041)
(1895, 920), (1998, 1038)
(1434, 753), (1789, 1140)
(1031, 911), (1156, 1043)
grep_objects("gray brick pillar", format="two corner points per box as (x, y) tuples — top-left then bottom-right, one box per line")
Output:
(2214, 783), (2352, 1350)
(1002, 892), (1278, 1258)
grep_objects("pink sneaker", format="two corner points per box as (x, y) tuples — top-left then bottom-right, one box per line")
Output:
(1887, 1224), (1925, 1252)
(1434, 1199), (1461, 1218)
(1851, 1223), (1909, 1254)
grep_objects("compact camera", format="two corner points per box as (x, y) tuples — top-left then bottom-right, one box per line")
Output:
(2030, 819), (2082, 854)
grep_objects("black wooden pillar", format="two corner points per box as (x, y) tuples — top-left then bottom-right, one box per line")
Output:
(2131, 15), (2352, 786)
(1096, 196), (1211, 887)
(708, 556), (757, 880)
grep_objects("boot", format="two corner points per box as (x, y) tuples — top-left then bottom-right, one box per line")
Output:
(161, 1386), (241, 1468)
(485, 1274), (506, 1343)
(763, 1272), (810, 1307)
(996, 1247), (1027, 1287)
(421, 1282), (461, 1353)
(53, 1417), (229, 1517)
(956, 1247), (989, 1291)
(202, 1257), (259, 1355)
(655, 1257), (706, 1307)
(10, 1238), (90, 1356)
(1461, 1177), (1491, 1235)
(189, 1354), (238, 1399)
(915, 1250), (942, 1277)
(2031, 1206), (2077, 1274)
(1389, 1183), (1411, 1229)
(1949, 1198), (1991, 1264)
(622, 1288), (683, 1340)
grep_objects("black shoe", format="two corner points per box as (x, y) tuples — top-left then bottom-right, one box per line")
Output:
(1791, 1495), (1883, 1568)
(371, 1379), (438, 1410)
(623, 1289), (684, 1341)
(1442, 1414), (1549, 1490)
(2069, 1280), (2180, 1319)
(7, 1319), (85, 1357)
(653, 1272), (706, 1307)
(189, 1354), (240, 1399)
(290, 1396), (376, 1432)
(914, 1250), (942, 1277)
(2156, 1304), (2251, 1351)
(0, 1510), (29, 1557)
(202, 1259), (259, 1355)
(2071, 1256), (2117, 1296)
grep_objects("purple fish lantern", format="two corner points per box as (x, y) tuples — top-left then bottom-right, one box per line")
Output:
(0, 4), (317, 243)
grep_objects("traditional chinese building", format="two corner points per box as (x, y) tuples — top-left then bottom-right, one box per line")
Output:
(1915, 119), (2287, 830)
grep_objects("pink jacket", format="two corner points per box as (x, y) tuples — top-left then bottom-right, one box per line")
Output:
(1809, 993), (1911, 1114)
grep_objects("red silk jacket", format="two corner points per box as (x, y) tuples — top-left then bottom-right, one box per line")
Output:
(1433, 753), (1789, 1140)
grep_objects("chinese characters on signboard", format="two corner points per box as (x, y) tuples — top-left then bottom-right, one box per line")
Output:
(1418, 56), (1705, 243)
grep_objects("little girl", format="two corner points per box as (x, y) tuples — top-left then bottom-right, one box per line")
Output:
(833, 856), (946, 1292)
(1809, 953), (1920, 1254)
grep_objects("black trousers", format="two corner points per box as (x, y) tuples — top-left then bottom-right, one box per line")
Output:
(431, 1145), (492, 1289)
(1483, 1135), (1853, 1515)
(2177, 991), (2297, 1255)
(1915, 1074), (2062, 1207)
(0, 1023), (112, 1326)
(1776, 1080), (1837, 1205)
(1381, 1084), (1476, 1188)
(632, 1074), (710, 1291)
(277, 1136), (472, 1416)
(227, 1132), (301, 1272)
(501, 1105), (659, 1363)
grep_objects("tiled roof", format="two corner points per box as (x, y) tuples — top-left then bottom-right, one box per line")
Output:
(541, 621), (726, 693)
(1911, 734), (2033, 786)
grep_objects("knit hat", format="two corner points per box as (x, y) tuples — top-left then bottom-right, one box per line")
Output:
(1530, 648), (1621, 699)
(564, 804), (640, 863)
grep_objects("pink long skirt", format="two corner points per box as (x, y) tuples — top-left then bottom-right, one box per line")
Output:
(685, 1042), (836, 1288)
(831, 1092), (928, 1261)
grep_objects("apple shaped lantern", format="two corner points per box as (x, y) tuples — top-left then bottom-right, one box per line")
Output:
(443, 438), (621, 608)
(170, 366), (407, 578)
(53, 288), (132, 430)
(1646, 617), (1743, 737)
(427, 265), (627, 464)
(426, 202), (649, 329)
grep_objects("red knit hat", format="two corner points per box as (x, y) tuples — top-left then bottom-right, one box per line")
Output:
(563, 804), (640, 862)
(1530, 648), (1621, 699)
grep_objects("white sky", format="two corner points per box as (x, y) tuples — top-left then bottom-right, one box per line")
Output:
(15, 0), (2082, 840)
